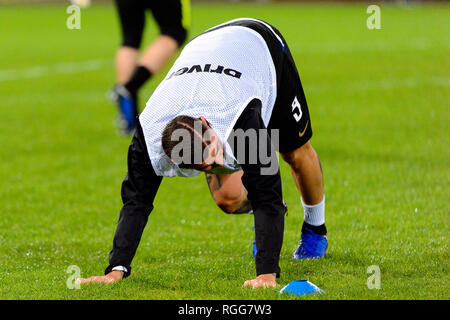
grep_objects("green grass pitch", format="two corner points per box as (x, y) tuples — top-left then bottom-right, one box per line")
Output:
(0, 2), (448, 300)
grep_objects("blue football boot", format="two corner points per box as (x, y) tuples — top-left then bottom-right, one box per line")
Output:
(109, 84), (137, 135)
(292, 227), (327, 260)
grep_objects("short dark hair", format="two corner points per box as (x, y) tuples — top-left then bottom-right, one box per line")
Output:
(161, 115), (210, 168)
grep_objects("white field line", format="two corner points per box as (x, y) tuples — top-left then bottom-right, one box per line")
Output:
(0, 59), (111, 82)
(0, 75), (447, 109)
(0, 59), (447, 94)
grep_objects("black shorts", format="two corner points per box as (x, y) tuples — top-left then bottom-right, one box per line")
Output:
(207, 19), (312, 153)
(114, 0), (190, 48)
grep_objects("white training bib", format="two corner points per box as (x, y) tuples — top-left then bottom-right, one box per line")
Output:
(139, 24), (277, 177)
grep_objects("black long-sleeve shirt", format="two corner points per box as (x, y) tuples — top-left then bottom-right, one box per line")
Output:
(229, 98), (286, 276)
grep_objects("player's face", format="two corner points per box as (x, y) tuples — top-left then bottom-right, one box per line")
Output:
(194, 117), (225, 172)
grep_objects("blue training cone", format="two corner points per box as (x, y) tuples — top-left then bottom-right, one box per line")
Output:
(279, 280), (324, 297)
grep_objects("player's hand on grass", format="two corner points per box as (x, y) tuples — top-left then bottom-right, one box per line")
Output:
(243, 273), (277, 289)
(79, 271), (124, 284)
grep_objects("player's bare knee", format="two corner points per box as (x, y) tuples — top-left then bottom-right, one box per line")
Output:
(280, 150), (296, 165)
(281, 141), (314, 167)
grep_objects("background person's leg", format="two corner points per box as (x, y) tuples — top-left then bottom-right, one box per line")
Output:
(111, 0), (145, 134)
(122, 35), (178, 99)
(116, 47), (139, 84)
(125, 0), (189, 96)
(138, 35), (178, 75)
(111, 0), (190, 135)
(114, 0), (145, 84)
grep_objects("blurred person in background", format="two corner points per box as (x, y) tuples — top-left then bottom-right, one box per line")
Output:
(110, 0), (191, 135)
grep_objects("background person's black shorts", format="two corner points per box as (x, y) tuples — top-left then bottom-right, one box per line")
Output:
(206, 19), (312, 153)
(115, 0), (190, 48)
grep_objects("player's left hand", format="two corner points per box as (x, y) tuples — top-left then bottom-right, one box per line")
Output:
(243, 273), (277, 289)
(79, 271), (124, 284)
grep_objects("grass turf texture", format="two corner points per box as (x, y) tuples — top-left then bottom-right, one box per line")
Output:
(0, 2), (448, 300)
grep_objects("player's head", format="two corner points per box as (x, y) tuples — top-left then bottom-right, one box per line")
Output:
(161, 115), (224, 172)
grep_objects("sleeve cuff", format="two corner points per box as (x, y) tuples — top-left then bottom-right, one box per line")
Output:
(105, 264), (131, 278)
(112, 265), (128, 273)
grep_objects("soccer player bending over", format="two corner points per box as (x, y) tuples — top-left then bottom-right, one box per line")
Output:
(81, 18), (327, 288)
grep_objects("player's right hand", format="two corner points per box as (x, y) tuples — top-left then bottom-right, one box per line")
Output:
(242, 273), (277, 289)
(79, 271), (124, 284)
